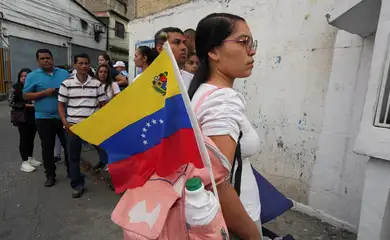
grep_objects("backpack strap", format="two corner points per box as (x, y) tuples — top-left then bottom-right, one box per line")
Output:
(230, 132), (243, 196)
(194, 87), (221, 114)
(194, 87), (244, 196)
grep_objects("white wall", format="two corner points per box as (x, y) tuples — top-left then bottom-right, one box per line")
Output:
(128, 0), (371, 230)
(309, 31), (372, 230)
(1, 0), (107, 50)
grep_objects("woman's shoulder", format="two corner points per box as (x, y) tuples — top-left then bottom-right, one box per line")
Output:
(195, 84), (246, 110)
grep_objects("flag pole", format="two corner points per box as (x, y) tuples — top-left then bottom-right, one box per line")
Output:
(163, 41), (220, 201)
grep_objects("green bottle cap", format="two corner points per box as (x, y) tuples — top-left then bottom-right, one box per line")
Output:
(186, 177), (202, 191)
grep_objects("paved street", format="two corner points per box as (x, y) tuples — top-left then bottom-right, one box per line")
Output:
(0, 101), (122, 240)
(0, 100), (356, 240)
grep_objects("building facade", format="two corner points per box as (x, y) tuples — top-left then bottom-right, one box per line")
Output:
(77, 0), (130, 62)
(0, 0), (107, 85)
(127, 0), (378, 234)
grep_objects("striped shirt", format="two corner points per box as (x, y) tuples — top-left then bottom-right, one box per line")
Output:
(58, 75), (105, 124)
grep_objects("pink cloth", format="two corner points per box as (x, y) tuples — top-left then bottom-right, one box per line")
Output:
(111, 88), (230, 239)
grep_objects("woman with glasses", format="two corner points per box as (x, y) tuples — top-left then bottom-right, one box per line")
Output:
(189, 13), (261, 239)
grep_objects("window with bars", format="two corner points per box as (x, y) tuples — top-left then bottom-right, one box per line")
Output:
(115, 21), (125, 39)
(375, 44), (390, 127)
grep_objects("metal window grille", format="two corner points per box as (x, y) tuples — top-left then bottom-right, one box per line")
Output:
(375, 35), (390, 127)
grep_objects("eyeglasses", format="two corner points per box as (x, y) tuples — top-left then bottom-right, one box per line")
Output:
(223, 36), (257, 54)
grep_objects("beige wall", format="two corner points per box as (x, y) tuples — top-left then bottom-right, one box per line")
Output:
(76, 0), (109, 12)
(135, 0), (190, 18)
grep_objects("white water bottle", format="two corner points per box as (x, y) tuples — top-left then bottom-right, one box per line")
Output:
(185, 177), (220, 226)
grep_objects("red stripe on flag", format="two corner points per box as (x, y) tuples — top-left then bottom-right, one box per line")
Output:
(108, 129), (203, 193)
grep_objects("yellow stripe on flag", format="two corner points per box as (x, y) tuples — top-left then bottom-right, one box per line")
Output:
(71, 50), (181, 145)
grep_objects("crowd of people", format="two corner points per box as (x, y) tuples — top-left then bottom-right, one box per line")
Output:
(8, 12), (267, 239)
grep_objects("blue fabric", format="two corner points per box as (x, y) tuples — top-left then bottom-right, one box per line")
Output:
(252, 167), (293, 224)
(23, 68), (69, 119)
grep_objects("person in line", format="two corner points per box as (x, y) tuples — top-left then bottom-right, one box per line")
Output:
(184, 28), (196, 54)
(9, 68), (41, 172)
(58, 53), (106, 198)
(154, 27), (193, 89)
(113, 61), (129, 78)
(133, 46), (158, 73)
(189, 13), (261, 240)
(98, 54), (128, 91)
(23, 49), (69, 187)
(184, 52), (200, 74)
(92, 64), (120, 171)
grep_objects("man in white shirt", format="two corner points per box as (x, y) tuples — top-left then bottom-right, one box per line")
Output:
(58, 53), (105, 198)
(154, 27), (193, 89)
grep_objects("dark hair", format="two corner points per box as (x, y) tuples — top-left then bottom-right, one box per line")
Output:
(17, 68), (32, 84)
(187, 13), (245, 99)
(36, 49), (52, 60)
(74, 53), (90, 64)
(96, 64), (113, 93)
(184, 28), (196, 37)
(88, 68), (95, 78)
(99, 53), (113, 67)
(137, 46), (158, 66)
(154, 27), (184, 46)
(187, 51), (197, 59)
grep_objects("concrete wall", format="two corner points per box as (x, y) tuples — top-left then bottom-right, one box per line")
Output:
(1, 0), (107, 78)
(76, 0), (110, 12)
(127, 0), (371, 230)
(108, 13), (130, 51)
(309, 31), (372, 230)
(135, 0), (190, 18)
(8, 36), (68, 82)
(1, 0), (107, 51)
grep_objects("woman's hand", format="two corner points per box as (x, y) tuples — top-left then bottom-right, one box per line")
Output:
(25, 104), (34, 108)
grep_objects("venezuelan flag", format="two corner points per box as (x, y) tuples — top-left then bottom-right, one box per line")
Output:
(71, 49), (203, 193)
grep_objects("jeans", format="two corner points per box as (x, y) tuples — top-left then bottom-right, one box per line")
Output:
(67, 132), (85, 189)
(36, 119), (68, 178)
(94, 146), (108, 165)
(54, 135), (61, 157)
(17, 122), (36, 161)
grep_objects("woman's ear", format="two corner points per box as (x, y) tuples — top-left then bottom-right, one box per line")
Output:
(208, 48), (219, 62)
(142, 55), (147, 63)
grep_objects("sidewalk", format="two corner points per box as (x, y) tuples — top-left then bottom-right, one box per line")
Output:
(81, 148), (357, 240)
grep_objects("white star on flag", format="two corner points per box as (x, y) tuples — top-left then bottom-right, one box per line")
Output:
(142, 128), (147, 132)
(143, 140), (148, 145)
(152, 119), (157, 124)
(146, 122), (151, 127)
(159, 119), (164, 124)
(141, 134), (146, 138)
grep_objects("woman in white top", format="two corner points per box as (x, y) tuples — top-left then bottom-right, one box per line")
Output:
(189, 13), (261, 240)
(96, 64), (121, 101)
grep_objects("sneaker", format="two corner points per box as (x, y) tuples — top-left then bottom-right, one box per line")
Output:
(54, 156), (63, 164)
(21, 161), (36, 172)
(72, 186), (85, 198)
(28, 157), (42, 167)
(44, 177), (56, 187)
